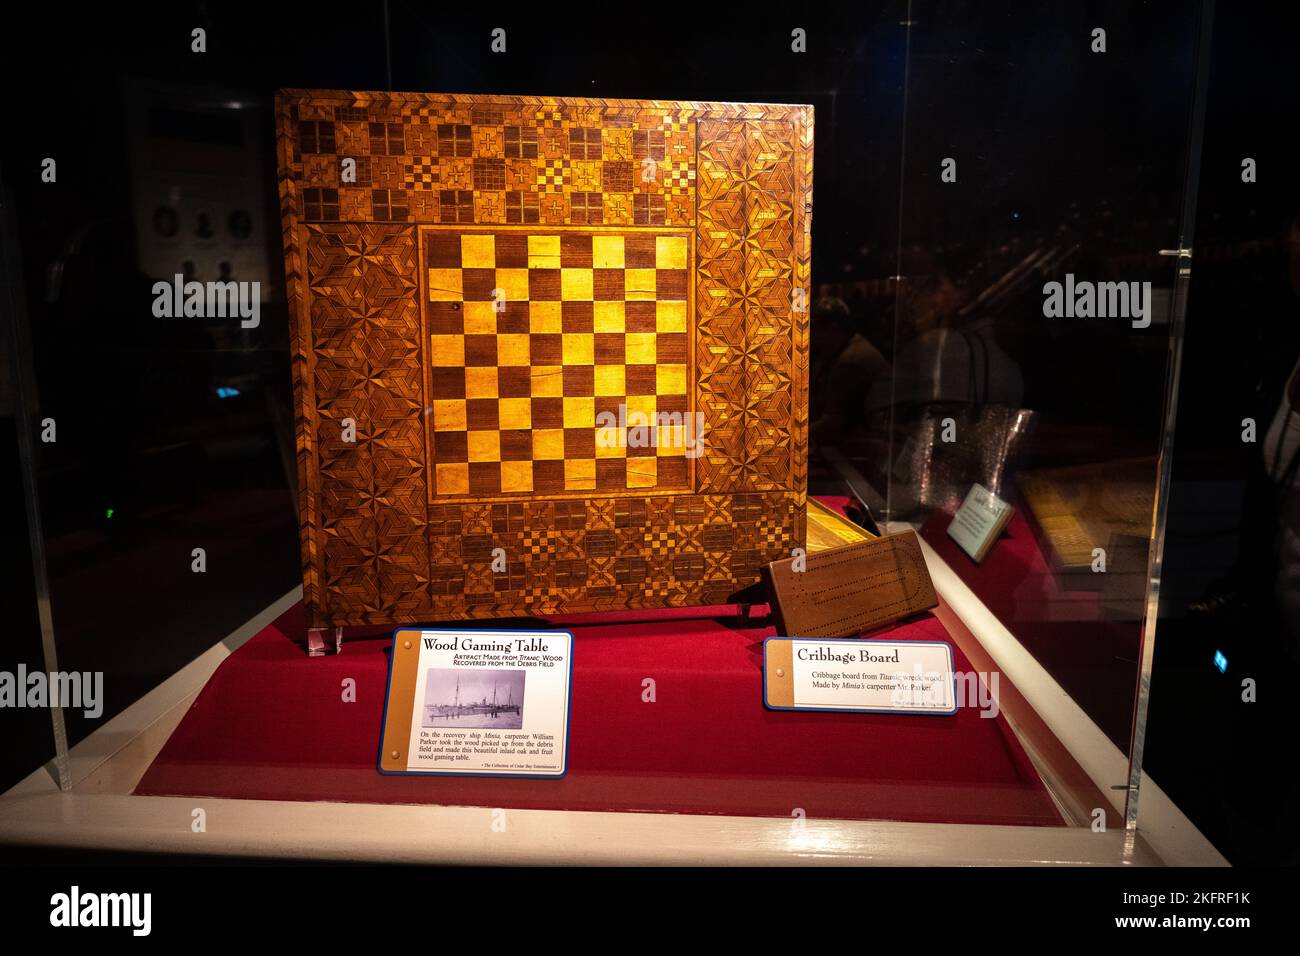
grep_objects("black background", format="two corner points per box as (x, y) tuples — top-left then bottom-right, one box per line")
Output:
(1, 0), (1298, 866)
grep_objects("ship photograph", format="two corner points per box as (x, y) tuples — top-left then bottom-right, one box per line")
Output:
(422, 669), (526, 729)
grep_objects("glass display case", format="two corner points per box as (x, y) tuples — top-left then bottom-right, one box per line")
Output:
(0, 2), (1244, 867)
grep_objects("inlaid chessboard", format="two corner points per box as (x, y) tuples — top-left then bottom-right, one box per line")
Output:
(277, 90), (813, 626)
(423, 228), (692, 497)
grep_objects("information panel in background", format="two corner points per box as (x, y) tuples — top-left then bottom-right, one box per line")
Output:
(947, 483), (1014, 563)
(380, 629), (573, 777)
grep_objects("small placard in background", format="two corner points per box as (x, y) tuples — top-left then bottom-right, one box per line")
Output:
(764, 638), (957, 715)
(947, 483), (1014, 563)
(379, 629), (572, 778)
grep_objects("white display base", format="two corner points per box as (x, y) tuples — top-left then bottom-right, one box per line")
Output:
(0, 556), (1226, 866)
(908, 528), (1227, 867)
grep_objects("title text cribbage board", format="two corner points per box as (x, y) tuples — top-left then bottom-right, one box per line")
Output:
(277, 90), (812, 626)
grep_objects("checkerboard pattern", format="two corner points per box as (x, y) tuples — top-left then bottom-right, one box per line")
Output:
(280, 92), (811, 626)
(423, 229), (692, 497)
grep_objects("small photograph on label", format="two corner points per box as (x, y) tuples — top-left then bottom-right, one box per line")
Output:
(423, 668), (526, 729)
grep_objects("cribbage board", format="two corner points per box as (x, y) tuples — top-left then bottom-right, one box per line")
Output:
(277, 90), (812, 627)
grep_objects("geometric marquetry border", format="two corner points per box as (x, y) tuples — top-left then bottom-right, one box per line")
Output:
(277, 89), (813, 627)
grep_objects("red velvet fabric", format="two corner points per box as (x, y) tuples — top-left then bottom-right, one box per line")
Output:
(136, 600), (1061, 826)
(919, 508), (1140, 748)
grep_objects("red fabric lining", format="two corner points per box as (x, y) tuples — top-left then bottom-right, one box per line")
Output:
(918, 508), (1140, 748)
(136, 601), (1061, 826)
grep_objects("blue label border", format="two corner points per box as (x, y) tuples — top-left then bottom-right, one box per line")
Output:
(763, 637), (960, 716)
(377, 626), (575, 779)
